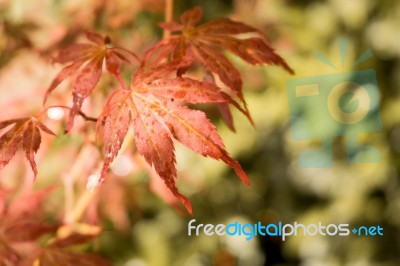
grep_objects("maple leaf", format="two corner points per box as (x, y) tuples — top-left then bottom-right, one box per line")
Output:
(0, 117), (55, 178)
(145, 6), (294, 107)
(45, 31), (140, 131)
(0, 185), (109, 265)
(37, 233), (111, 266)
(0, 187), (57, 265)
(98, 60), (249, 214)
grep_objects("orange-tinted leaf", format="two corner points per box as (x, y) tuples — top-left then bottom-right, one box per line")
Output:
(134, 59), (191, 85)
(156, 103), (249, 185)
(130, 95), (193, 212)
(0, 123), (23, 171)
(0, 241), (19, 265)
(99, 90), (131, 183)
(67, 56), (103, 131)
(4, 222), (56, 242)
(131, 96), (176, 180)
(203, 72), (236, 130)
(51, 44), (94, 64)
(36, 121), (56, 136)
(50, 233), (98, 248)
(39, 249), (111, 266)
(137, 63), (252, 124)
(197, 18), (261, 35)
(113, 49), (135, 65)
(146, 6), (294, 109)
(180, 6), (202, 27)
(0, 119), (22, 131)
(112, 46), (140, 64)
(189, 43), (243, 99)
(206, 36), (293, 70)
(0, 118), (55, 176)
(85, 31), (104, 45)
(143, 37), (180, 65)
(144, 77), (232, 104)
(0, 196), (5, 220)
(105, 52), (121, 77)
(44, 58), (88, 104)
(7, 186), (55, 221)
(37, 232), (108, 265)
(218, 102), (235, 132)
(98, 59), (249, 214)
(45, 31), (139, 131)
(15, 256), (37, 266)
(22, 121), (41, 178)
(73, 57), (104, 100)
(159, 21), (183, 32)
(0, 187), (57, 264)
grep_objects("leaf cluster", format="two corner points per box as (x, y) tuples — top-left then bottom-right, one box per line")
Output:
(0, 6), (292, 214)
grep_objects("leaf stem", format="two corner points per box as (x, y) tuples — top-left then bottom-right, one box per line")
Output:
(35, 105), (98, 122)
(63, 145), (98, 224)
(77, 110), (98, 122)
(163, 0), (174, 39)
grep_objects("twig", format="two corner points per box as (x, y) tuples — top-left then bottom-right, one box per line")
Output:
(163, 0), (174, 39)
(36, 105), (98, 122)
(77, 110), (98, 122)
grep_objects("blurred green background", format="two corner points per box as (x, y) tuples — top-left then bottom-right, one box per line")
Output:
(1, 0), (400, 265)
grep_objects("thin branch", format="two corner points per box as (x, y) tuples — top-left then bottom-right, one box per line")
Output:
(78, 110), (98, 122)
(36, 105), (98, 122)
(163, 0), (174, 39)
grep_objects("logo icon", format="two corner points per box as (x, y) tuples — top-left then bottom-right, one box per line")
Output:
(287, 39), (382, 167)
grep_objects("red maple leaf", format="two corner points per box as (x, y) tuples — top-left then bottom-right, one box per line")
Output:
(36, 233), (111, 266)
(0, 187), (57, 265)
(97, 60), (249, 214)
(145, 6), (294, 100)
(0, 117), (55, 178)
(45, 31), (139, 131)
(0, 185), (110, 265)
